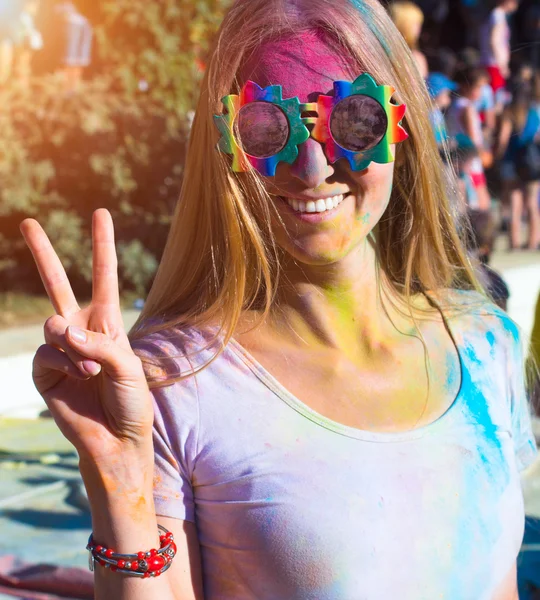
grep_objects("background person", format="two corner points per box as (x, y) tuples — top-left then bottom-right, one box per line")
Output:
(446, 66), (492, 211)
(426, 71), (456, 150)
(465, 209), (510, 311)
(388, 1), (429, 78)
(496, 75), (540, 250)
(479, 0), (519, 96)
(53, 0), (92, 92)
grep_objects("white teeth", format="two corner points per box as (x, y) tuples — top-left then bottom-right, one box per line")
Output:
(285, 194), (346, 214)
(315, 199), (327, 213)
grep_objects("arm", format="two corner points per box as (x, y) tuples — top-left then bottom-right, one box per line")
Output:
(462, 105), (484, 149)
(412, 50), (429, 79)
(20, 210), (203, 600)
(492, 562), (518, 600)
(81, 453), (204, 600)
(495, 115), (513, 160)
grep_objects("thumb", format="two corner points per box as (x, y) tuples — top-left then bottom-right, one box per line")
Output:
(66, 326), (145, 383)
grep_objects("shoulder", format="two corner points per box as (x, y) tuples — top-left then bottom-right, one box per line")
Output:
(130, 321), (221, 384)
(431, 288), (522, 352)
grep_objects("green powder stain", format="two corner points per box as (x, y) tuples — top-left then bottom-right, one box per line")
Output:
(356, 213), (371, 225)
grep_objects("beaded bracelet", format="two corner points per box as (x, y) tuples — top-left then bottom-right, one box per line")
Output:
(87, 525), (177, 578)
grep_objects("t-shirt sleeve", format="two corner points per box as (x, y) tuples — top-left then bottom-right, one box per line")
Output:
(134, 335), (200, 523)
(507, 324), (538, 472)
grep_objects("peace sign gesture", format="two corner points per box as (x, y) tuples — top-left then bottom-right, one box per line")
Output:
(20, 209), (154, 464)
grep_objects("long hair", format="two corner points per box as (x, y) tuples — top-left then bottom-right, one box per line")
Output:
(130, 0), (478, 387)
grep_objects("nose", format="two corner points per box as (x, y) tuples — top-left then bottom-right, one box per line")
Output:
(289, 138), (334, 188)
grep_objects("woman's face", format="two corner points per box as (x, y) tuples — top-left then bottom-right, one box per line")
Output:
(240, 33), (396, 266)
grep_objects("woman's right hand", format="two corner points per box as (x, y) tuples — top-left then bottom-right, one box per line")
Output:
(20, 209), (154, 465)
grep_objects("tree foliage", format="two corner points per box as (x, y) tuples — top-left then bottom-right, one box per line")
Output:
(0, 0), (231, 296)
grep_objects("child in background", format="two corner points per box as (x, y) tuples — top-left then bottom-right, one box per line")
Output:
(476, 69), (496, 143)
(446, 67), (492, 211)
(449, 133), (481, 215)
(426, 72), (456, 149)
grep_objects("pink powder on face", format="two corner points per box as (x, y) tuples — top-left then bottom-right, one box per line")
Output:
(239, 30), (360, 103)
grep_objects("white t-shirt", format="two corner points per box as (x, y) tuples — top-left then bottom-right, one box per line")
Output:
(480, 8), (510, 68)
(134, 291), (537, 600)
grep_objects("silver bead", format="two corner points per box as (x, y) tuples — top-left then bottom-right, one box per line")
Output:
(146, 551), (152, 557)
(125, 562), (132, 569)
(100, 548), (107, 554)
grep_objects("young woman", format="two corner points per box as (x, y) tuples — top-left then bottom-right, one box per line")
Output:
(20, 0), (537, 598)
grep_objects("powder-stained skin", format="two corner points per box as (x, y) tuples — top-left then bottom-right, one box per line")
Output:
(236, 102), (290, 158)
(330, 95), (387, 152)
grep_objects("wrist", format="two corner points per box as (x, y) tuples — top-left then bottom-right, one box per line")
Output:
(79, 452), (159, 554)
(79, 448), (154, 499)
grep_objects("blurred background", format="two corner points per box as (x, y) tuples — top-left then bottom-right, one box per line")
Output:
(0, 0), (539, 598)
(0, 0), (229, 323)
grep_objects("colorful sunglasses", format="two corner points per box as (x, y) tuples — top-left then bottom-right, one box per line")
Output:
(214, 73), (408, 177)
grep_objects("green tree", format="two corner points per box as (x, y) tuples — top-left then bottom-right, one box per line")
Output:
(0, 0), (231, 298)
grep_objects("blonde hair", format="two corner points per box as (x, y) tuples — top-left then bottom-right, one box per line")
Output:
(130, 0), (478, 387)
(388, 1), (424, 49)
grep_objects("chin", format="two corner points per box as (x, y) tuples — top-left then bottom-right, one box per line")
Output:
(278, 233), (368, 267)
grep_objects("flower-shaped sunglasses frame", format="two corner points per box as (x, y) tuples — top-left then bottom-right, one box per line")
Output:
(214, 73), (408, 177)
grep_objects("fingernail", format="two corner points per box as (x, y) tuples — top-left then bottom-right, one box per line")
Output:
(69, 326), (87, 344)
(83, 360), (101, 376)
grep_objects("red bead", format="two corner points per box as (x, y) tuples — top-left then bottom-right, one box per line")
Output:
(96, 545), (103, 553)
(147, 555), (166, 572)
(143, 572), (150, 578)
(150, 548), (158, 557)
(169, 542), (177, 556)
(111, 566), (117, 572)
(131, 561), (139, 571)
(137, 551), (146, 560)
(117, 560), (125, 568)
(159, 536), (166, 545)
(98, 559), (106, 567)
(105, 549), (114, 558)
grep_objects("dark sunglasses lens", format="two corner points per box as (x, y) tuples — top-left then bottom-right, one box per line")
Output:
(235, 102), (290, 158)
(330, 95), (387, 152)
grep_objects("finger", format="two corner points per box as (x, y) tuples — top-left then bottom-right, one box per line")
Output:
(92, 209), (120, 308)
(66, 325), (146, 384)
(34, 344), (91, 383)
(20, 219), (80, 318)
(44, 315), (102, 377)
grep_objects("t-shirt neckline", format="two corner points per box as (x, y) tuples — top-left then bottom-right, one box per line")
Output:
(227, 317), (466, 443)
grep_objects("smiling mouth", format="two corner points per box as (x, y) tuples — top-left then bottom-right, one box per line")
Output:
(281, 194), (346, 214)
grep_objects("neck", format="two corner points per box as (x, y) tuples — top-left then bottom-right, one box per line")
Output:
(247, 241), (419, 360)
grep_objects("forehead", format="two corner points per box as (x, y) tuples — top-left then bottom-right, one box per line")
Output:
(239, 31), (358, 102)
